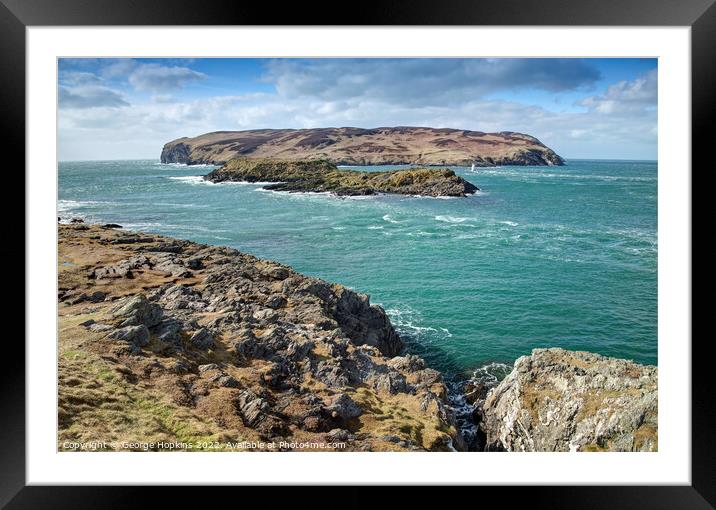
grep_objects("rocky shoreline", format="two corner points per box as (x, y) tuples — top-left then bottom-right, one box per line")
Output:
(204, 158), (479, 197)
(58, 221), (657, 452)
(58, 222), (466, 451)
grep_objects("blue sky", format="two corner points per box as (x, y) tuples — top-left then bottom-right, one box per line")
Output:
(58, 58), (657, 161)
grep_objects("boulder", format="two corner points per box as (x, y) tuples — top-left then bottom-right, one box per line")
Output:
(373, 372), (408, 395)
(263, 265), (289, 280)
(479, 348), (658, 452)
(189, 328), (214, 350)
(236, 389), (270, 427)
(325, 393), (362, 421)
(253, 308), (279, 325)
(153, 319), (183, 345)
(265, 294), (287, 309)
(107, 325), (150, 347)
(161, 284), (204, 310)
(111, 294), (163, 328)
(387, 354), (426, 373)
(185, 257), (204, 270)
(332, 286), (403, 357)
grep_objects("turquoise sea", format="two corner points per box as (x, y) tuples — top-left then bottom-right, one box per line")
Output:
(58, 159), (657, 382)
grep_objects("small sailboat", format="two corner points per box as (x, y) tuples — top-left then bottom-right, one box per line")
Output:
(471, 163), (476, 172)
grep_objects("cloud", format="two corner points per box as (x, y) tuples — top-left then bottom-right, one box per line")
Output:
(58, 88), (656, 160)
(57, 58), (657, 161)
(580, 69), (657, 114)
(59, 85), (130, 109)
(128, 64), (206, 92)
(60, 71), (103, 86)
(101, 59), (140, 79)
(264, 58), (601, 106)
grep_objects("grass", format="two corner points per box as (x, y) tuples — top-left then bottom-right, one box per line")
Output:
(205, 158), (474, 196)
(351, 387), (456, 451)
(58, 346), (225, 451)
(57, 224), (465, 452)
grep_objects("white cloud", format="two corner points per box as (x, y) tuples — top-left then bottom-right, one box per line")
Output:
(127, 64), (207, 92)
(101, 59), (139, 78)
(60, 71), (103, 86)
(580, 69), (657, 115)
(57, 61), (657, 161)
(58, 89), (657, 160)
(59, 85), (129, 109)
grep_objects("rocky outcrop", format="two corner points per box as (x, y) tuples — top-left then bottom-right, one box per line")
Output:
(478, 348), (658, 452)
(204, 158), (479, 197)
(161, 127), (565, 167)
(58, 223), (465, 451)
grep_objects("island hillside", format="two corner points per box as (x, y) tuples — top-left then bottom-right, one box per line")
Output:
(204, 158), (479, 197)
(161, 126), (565, 167)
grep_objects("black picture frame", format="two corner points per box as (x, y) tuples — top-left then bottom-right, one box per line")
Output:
(5, 0), (711, 506)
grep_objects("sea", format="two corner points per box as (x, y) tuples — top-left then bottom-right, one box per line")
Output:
(59, 159), (657, 399)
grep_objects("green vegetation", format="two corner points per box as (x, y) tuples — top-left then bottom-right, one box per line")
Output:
(204, 158), (478, 197)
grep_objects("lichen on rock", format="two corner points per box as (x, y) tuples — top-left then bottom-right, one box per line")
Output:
(478, 348), (658, 452)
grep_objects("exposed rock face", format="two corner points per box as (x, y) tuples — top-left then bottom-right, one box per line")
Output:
(479, 348), (658, 452)
(204, 158), (479, 197)
(161, 127), (564, 167)
(58, 223), (465, 451)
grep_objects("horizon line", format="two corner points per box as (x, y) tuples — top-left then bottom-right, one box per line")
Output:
(57, 156), (658, 164)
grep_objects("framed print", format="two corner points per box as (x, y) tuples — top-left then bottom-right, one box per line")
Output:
(6, 0), (712, 505)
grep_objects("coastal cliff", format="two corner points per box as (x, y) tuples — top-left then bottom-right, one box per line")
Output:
(161, 127), (565, 167)
(58, 222), (465, 451)
(477, 348), (658, 452)
(204, 158), (479, 197)
(58, 222), (657, 453)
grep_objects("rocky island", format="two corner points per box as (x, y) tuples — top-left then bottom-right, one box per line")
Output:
(204, 158), (479, 197)
(58, 222), (657, 452)
(161, 126), (565, 167)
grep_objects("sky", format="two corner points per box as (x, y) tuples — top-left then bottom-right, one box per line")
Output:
(58, 58), (657, 161)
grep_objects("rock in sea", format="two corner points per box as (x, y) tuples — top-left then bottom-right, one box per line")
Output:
(479, 348), (658, 452)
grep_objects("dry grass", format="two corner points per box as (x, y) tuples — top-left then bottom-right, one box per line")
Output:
(57, 225), (460, 452)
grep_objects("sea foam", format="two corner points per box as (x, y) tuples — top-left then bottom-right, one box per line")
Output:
(434, 215), (472, 224)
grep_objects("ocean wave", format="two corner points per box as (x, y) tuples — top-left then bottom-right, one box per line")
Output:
(404, 194), (461, 200)
(434, 215), (473, 224)
(58, 199), (116, 212)
(170, 176), (278, 187)
(367, 225), (384, 230)
(383, 305), (452, 344)
(465, 168), (656, 183)
(120, 221), (169, 230)
(154, 162), (217, 168)
(342, 195), (376, 201)
(224, 181), (278, 186)
(382, 214), (404, 224)
(499, 220), (519, 227)
(470, 361), (513, 386)
(168, 176), (210, 185)
(406, 230), (440, 238)
(256, 189), (333, 198)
